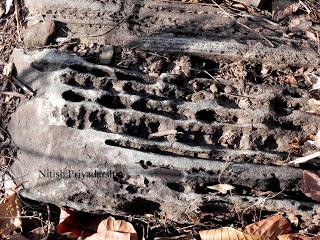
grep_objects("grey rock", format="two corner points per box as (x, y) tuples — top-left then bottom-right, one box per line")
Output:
(99, 45), (114, 65)
(8, 49), (320, 224)
(24, 21), (55, 48)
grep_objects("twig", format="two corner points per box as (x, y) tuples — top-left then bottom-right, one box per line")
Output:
(317, 31), (320, 54)
(14, 0), (21, 42)
(41, 205), (51, 240)
(236, 13), (279, 27)
(288, 151), (320, 164)
(299, 0), (311, 14)
(148, 130), (178, 139)
(11, 76), (35, 96)
(0, 91), (26, 98)
(211, 0), (275, 47)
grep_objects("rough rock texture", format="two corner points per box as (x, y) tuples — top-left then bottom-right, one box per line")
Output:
(23, 0), (320, 67)
(23, 21), (56, 48)
(8, 48), (320, 226)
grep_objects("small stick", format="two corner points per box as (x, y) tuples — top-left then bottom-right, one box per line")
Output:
(149, 130), (178, 139)
(288, 151), (320, 164)
(0, 91), (26, 98)
(14, 0), (22, 42)
(316, 31), (320, 54)
(299, 0), (311, 14)
(11, 76), (35, 96)
(211, 0), (275, 47)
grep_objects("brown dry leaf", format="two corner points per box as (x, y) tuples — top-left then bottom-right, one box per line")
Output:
(273, 3), (300, 21)
(286, 75), (298, 87)
(278, 234), (320, 240)
(155, 234), (196, 240)
(287, 214), (299, 227)
(289, 137), (301, 149)
(207, 184), (235, 194)
(57, 208), (97, 238)
(199, 227), (259, 240)
(0, 193), (22, 238)
(303, 170), (320, 202)
(85, 216), (138, 240)
(245, 214), (291, 240)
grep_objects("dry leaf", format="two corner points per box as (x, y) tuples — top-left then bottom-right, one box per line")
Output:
(245, 214), (291, 240)
(207, 184), (235, 194)
(303, 170), (320, 202)
(199, 227), (259, 240)
(57, 208), (98, 238)
(289, 137), (300, 149)
(155, 234), (196, 240)
(0, 193), (22, 238)
(273, 3), (300, 21)
(278, 234), (320, 240)
(287, 214), (299, 227)
(85, 217), (138, 240)
(286, 75), (298, 87)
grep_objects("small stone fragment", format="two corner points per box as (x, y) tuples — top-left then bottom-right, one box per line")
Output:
(99, 45), (114, 65)
(171, 56), (191, 76)
(289, 16), (312, 31)
(209, 83), (218, 95)
(238, 98), (251, 109)
(191, 91), (214, 102)
(24, 21), (55, 48)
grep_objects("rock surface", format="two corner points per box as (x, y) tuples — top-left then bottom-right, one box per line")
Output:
(8, 48), (320, 225)
(23, 21), (55, 48)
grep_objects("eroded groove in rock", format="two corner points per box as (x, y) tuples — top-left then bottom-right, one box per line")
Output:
(24, 0), (319, 66)
(8, 49), (320, 226)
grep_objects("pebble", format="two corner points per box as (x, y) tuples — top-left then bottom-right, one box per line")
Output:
(99, 45), (114, 65)
(210, 83), (218, 95)
(24, 21), (55, 48)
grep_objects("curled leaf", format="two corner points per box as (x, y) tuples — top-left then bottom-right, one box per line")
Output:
(273, 3), (300, 21)
(57, 209), (98, 238)
(0, 193), (22, 238)
(85, 217), (138, 240)
(155, 234), (196, 240)
(303, 170), (320, 202)
(245, 214), (291, 240)
(199, 227), (259, 240)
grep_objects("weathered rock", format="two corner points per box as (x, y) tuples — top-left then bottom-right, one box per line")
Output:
(22, 0), (320, 68)
(7, 48), (320, 225)
(99, 45), (114, 65)
(23, 21), (55, 48)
